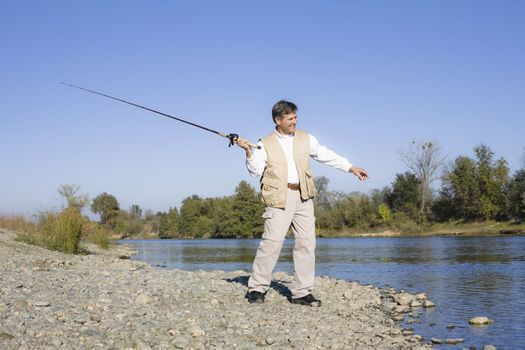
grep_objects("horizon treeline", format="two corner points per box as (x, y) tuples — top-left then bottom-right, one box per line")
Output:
(83, 142), (525, 238)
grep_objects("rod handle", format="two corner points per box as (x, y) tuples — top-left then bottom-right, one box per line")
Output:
(247, 142), (262, 149)
(221, 133), (261, 149)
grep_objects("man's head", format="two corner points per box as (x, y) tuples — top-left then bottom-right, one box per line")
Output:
(272, 100), (298, 135)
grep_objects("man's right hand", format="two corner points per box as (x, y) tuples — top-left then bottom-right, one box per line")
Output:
(235, 138), (253, 158)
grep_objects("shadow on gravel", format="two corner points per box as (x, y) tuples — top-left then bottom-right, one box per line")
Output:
(225, 275), (292, 301)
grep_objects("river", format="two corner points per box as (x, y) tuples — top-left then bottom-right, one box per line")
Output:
(118, 235), (525, 349)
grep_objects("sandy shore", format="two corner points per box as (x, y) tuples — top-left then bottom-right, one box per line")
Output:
(0, 229), (432, 349)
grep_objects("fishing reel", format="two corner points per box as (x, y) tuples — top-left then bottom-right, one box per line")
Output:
(227, 133), (239, 147)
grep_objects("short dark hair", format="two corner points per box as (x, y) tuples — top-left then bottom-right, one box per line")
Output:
(272, 100), (297, 123)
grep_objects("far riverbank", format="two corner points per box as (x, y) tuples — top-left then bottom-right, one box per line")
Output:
(121, 221), (525, 240)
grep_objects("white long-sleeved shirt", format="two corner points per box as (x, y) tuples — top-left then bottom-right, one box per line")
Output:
(246, 130), (352, 183)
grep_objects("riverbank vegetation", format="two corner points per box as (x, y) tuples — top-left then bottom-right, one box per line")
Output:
(1, 143), (524, 242)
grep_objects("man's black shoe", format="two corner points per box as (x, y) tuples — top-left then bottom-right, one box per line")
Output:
(247, 291), (265, 304)
(291, 294), (321, 307)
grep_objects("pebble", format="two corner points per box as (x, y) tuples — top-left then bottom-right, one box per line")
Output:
(484, 345), (497, 350)
(393, 292), (414, 306)
(410, 300), (422, 308)
(51, 337), (63, 346)
(0, 332), (14, 340)
(446, 338), (464, 344)
(0, 229), (433, 350)
(431, 337), (443, 344)
(469, 316), (493, 325)
(135, 294), (152, 305)
(32, 301), (50, 307)
(90, 314), (102, 323)
(12, 299), (28, 309)
(423, 300), (435, 308)
(415, 293), (427, 300)
(173, 335), (190, 349)
(343, 291), (352, 299)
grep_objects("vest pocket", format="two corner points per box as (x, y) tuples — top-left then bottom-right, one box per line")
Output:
(303, 168), (316, 198)
(260, 177), (282, 207)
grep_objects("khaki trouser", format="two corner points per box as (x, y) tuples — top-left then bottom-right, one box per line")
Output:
(248, 189), (316, 299)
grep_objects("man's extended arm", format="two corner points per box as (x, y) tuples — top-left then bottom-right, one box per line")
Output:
(309, 134), (369, 181)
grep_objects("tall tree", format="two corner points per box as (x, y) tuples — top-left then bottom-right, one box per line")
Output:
(91, 192), (120, 227)
(387, 172), (420, 220)
(159, 207), (179, 238)
(439, 145), (509, 220)
(400, 141), (446, 214)
(231, 181), (264, 237)
(506, 169), (525, 222)
(446, 156), (479, 219)
(178, 195), (216, 237)
(473, 145), (509, 219)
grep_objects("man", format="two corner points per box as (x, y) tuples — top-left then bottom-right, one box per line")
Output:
(236, 100), (368, 306)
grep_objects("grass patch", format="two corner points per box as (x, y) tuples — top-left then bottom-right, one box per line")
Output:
(4, 210), (113, 253)
(12, 209), (84, 254)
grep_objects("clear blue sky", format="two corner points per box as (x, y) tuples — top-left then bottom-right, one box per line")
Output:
(1, 0), (524, 216)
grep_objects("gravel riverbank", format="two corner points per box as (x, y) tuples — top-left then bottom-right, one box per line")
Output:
(0, 229), (433, 349)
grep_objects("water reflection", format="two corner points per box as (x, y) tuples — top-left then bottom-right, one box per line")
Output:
(120, 236), (525, 349)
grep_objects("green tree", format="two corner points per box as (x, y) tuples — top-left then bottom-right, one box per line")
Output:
(91, 193), (120, 228)
(438, 145), (510, 221)
(442, 156), (478, 219)
(211, 197), (239, 238)
(471, 145), (509, 219)
(387, 172), (420, 221)
(230, 181), (264, 238)
(159, 207), (179, 238)
(178, 195), (217, 237)
(506, 169), (525, 221)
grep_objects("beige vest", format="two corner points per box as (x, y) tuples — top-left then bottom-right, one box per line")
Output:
(260, 130), (316, 208)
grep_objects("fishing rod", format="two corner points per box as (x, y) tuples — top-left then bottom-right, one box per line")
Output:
(61, 82), (260, 149)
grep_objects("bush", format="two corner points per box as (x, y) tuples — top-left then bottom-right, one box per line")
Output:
(39, 208), (84, 254)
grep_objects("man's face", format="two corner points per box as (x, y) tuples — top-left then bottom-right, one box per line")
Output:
(275, 112), (297, 135)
